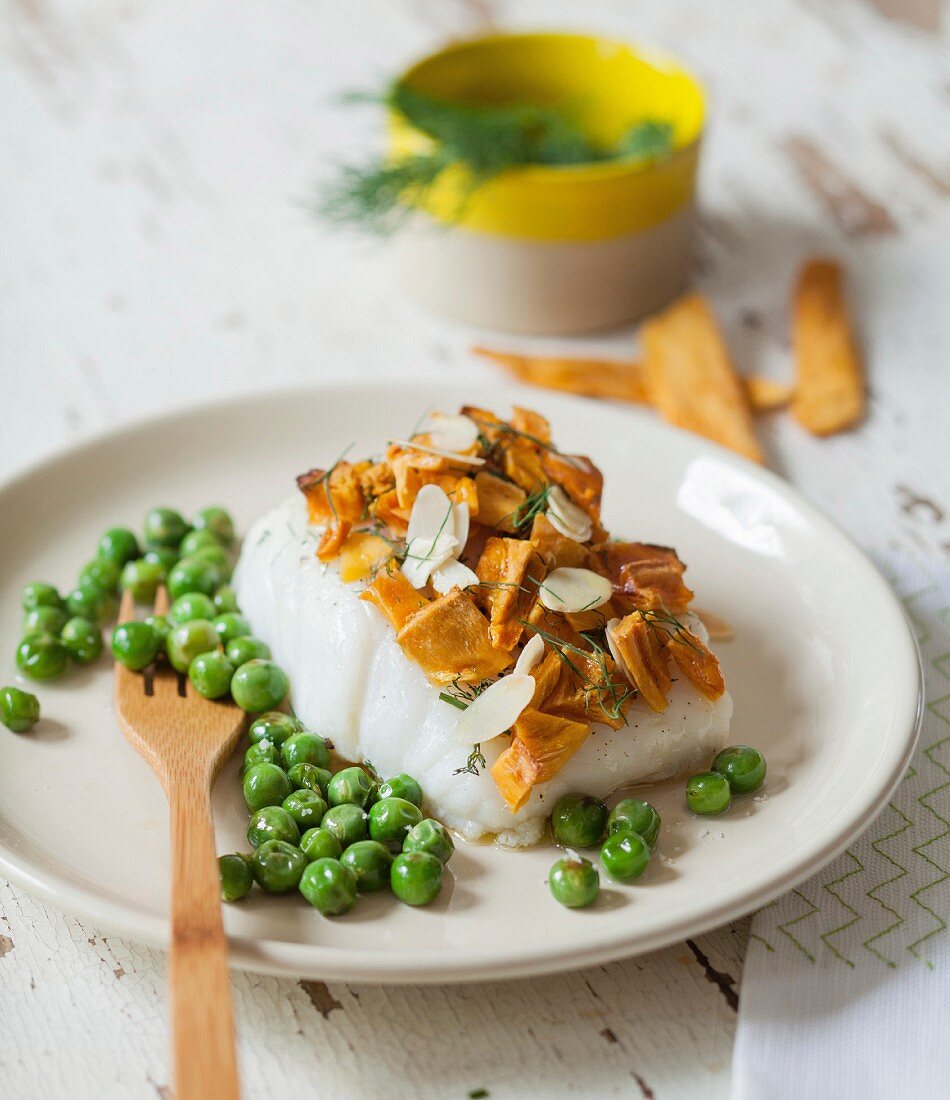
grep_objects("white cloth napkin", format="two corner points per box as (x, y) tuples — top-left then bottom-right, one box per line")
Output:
(732, 550), (950, 1100)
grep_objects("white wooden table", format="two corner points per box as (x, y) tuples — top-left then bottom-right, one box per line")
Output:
(1, 1), (947, 1096)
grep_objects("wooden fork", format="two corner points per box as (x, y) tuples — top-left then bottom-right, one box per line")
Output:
(115, 587), (245, 1100)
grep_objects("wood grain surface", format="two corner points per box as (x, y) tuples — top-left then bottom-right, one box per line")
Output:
(0, 1), (947, 1097)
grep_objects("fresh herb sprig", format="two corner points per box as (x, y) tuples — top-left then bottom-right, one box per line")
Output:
(522, 620), (634, 723)
(318, 83), (675, 235)
(454, 744), (487, 777)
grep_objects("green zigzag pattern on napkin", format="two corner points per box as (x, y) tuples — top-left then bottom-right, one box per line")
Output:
(750, 576), (950, 971)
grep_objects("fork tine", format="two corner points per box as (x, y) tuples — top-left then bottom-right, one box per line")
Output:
(154, 584), (170, 617)
(118, 588), (137, 624)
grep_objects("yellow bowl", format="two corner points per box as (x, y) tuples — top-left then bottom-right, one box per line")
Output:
(388, 32), (706, 333)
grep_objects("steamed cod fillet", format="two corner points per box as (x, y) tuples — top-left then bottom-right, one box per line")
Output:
(234, 496), (733, 847)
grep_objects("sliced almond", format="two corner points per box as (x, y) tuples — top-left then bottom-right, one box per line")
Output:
(538, 567), (612, 613)
(546, 485), (592, 543)
(402, 485), (460, 588)
(452, 673), (536, 746)
(453, 500), (470, 553)
(422, 413), (480, 454)
(388, 438), (485, 467)
(402, 532), (459, 589)
(431, 558), (479, 595)
(514, 633), (545, 676)
(605, 617), (626, 676)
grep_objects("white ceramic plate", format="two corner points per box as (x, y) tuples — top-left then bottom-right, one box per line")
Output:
(0, 384), (921, 983)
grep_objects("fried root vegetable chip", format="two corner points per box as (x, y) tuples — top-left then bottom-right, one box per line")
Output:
(527, 648), (563, 708)
(541, 451), (603, 522)
(511, 405), (552, 444)
(371, 489), (410, 536)
(474, 347), (649, 404)
(745, 376), (794, 413)
(500, 438), (548, 493)
(361, 561), (429, 632)
(473, 471), (527, 532)
(337, 531), (394, 584)
(790, 258), (864, 436)
(641, 293), (764, 464)
(490, 709), (592, 812)
(474, 537), (540, 650)
(396, 588), (512, 684)
(541, 650), (629, 730)
(608, 611), (673, 713)
(529, 513), (591, 570)
(665, 626), (725, 701)
(596, 541), (693, 614)
(296, 461), (366, 560)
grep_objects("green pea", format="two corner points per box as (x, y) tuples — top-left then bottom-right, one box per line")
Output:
(0, 686), (40, 732)
(168, 592), (216, 625)
(97, 527), (140, 568)
(391, 851), (443, 906)
(248, 710), (301, 745)
(144, 507), (188, 548)
(121, 559), (165, 603)
(550, 793), (608, 848)
(287, 763), (331, 798)
(549, 856), (600, 908)
(321, 804), (367, 849)
(143, 546), (179, 572)
(165, 619), (219, 673)
(218, 853), (253, 901)
(607, 799), (661, 848)
(22, 582), (62, 612)
(188, 650), (234, 699)
(231, 659), (288, 714)
(242, 762), (292, 812)
(193, 542), (231, 572)
(78, 558), (120, 595)
(167, 556), (220, 600)
(600, 831), (650, 882)
(686, 772), (732, 815)
(298, 857), (357, 915)
(243, 739), (279, 773)
(246, 806), (300, 848)
(376, 773), (423, 808)
(299, 827), (342, 862)
(23, 605), (67, 636)
(213, 613), (251, 645)
(84, 578), (119, 621)
(281, 732), (331, 772)
(16, 632), (68, 681)
(226, 636), (271, 666)
(66, 584), (115, 625)
(193, 506), (235, 547)
(60, 617), (103, 664)
(251, 839), (307, 894)
(368, 797), (423, 851)
(341, 840), (393, 892)
(213, 585), (240, 614)
(403, 819), (454, 864)
(111, 621), (162, 671)
(711, 745), (767, 795)
(327, 766), (374, 809)
(143, 614), (169, 641)
(179, 528), (222, 557)
(282, 789), (328, 829)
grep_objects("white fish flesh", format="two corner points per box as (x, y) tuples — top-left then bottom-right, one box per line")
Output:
(234, 495), (733, 847)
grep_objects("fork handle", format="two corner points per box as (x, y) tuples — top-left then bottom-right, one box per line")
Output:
(168, 773), (240, 1100)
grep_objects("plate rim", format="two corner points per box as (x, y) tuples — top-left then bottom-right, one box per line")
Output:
(0, 381), (924, 983)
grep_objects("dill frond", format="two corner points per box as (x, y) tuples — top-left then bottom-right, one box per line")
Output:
(317, 83), (676, 234)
